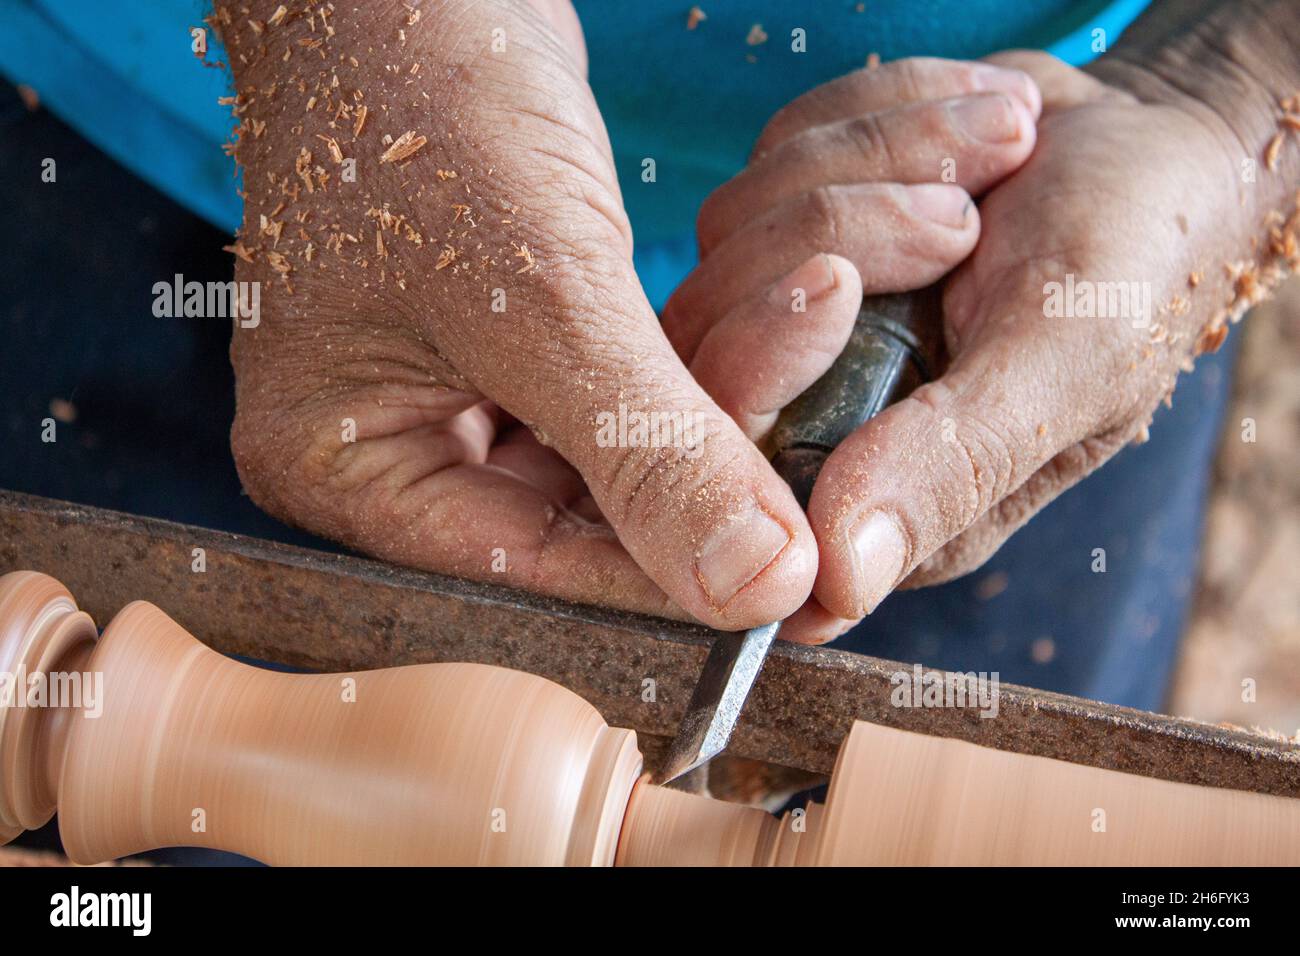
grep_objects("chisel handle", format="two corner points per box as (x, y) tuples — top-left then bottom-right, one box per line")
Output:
(768, 284), (945, 509)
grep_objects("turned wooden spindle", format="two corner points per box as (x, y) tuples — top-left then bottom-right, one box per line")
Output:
(1, 570), (1297, 866)
(0, 571), (640, 865)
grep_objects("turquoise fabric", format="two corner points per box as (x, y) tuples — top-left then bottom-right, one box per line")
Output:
(0, 0), (1150, 305)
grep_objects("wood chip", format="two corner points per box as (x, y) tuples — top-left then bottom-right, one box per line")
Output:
(1195, 323), (1228, 355)
(49, 399), (77, 424)
(16, 84), (39, 111)
(513, 242), (535, 273)
(223, 241), (256, 264)
(686, 6), (706, 30)
(295, 147), (315, 193)
(268, 5), (288, 28)
(380, 130), (427, 163)
(316, 134), (345, 164)
(1265, 131), (1284, 171)
(746, 23), (768, 46)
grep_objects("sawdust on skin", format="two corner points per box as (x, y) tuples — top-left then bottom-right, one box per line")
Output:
(207, 2), (686, 614)
(817, 106), (1300, 583)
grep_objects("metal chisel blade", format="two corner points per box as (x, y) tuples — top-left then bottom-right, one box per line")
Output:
(653, 620), (781, 785)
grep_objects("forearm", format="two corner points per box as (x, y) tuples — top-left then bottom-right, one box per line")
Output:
(1089, 0), (1300, 216)
(1087, 0), (1299, 334)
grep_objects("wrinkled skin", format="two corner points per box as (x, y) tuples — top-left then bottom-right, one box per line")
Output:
(671, 50), (1264, 641)
(227, 0), (822, 631)
(224, 2), (1266, 642)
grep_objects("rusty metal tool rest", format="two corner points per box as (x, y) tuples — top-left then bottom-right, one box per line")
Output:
(0, 489), (1296, 795)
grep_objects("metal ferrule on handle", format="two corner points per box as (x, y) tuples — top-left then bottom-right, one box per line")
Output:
(768, 285), (944, 509)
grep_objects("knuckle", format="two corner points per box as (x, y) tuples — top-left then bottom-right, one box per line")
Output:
(842, 113), (901, 171)
(907, 380), (1020, 529)
(753, 109), (794, 160)
(696, 185), (734, 252)
(799, 185), (847, 251)
(230, 397), (346, 535)
(229, 404), (290, 518)
(892, 58), (927, 102)
(952, 421), (1015, 518)
(597, 418), (739, 530)
(753, 95), (822, 159)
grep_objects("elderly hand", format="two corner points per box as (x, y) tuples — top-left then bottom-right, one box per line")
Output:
(223, 0), (819, 630)
(674, 49), (1287, 643)
(664, 56), (1042, 641)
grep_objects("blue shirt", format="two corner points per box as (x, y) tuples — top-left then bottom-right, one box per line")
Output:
(0, 0), (1149, 305)
(7, 1), (1231, 716)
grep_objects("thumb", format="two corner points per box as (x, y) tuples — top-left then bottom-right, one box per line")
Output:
(467, 281), (818, 631)
(807, 321), (1105, 619)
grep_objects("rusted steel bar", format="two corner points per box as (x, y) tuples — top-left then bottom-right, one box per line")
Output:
(0, 489), (1296, 795)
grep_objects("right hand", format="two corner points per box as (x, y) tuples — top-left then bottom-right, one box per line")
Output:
(223, 0), (817, 629)
(663, 57), (1042, 641)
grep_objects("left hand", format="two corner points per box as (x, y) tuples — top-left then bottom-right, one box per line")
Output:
(669, 51), (1264, 643)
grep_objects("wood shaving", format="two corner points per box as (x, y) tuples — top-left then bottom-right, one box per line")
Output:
(686, 6), (706, 30)
(745, 24), (767, 46)
(295, 147), (315, 193)
(380, 130), (426, 163)
(513, 242), (535, 274)
(316, 134), (345, 164)
(259, 213), (283, 245)
(222, 242), (256, 264)
(1265, 132), (1284, 172)
(1195, 323), (1228, 355)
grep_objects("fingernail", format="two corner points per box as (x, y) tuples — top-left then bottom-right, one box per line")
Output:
(696, 504), (791, 608)
(951, 94), (1021, 143)
(768, 253), (837, 307)
(906, 183), (971, 229)
(849, 510), (907, 614)
(971, 65), (1040, 117)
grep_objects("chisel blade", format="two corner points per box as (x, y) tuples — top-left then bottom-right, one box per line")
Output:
(655, 289), (944, 786)
(653, 620), (781, 785)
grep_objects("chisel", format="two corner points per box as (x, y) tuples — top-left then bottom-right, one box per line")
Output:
(655, 285), (944, 785)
